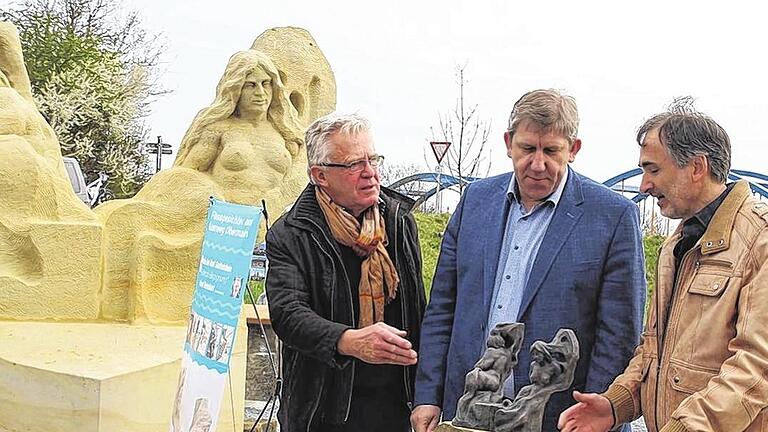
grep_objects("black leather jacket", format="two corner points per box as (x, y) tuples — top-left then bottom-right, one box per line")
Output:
(266, 185), (426, 432)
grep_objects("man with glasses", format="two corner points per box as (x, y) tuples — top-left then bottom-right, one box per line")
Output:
(266, 113), (427, 432)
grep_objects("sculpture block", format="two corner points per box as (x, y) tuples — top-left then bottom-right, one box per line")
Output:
(0, 23), (102, 321)
(252, 27), (336, 126)
(0, 319), (247, 432)
(435, 422), (486, 432)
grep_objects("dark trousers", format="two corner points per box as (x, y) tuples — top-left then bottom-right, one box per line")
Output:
(316, 384), (410, 432)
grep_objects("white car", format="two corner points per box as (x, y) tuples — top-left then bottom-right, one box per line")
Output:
(62, 157), (111, 207)
(63, 156), (90, 204)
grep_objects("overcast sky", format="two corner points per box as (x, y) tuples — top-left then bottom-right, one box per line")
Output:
(13, 0), (768, 185)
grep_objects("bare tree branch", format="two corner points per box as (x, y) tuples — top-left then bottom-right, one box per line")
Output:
(428, 64), (492, 195)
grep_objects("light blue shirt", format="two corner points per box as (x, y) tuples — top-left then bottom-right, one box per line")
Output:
(487, 169), (568, 395)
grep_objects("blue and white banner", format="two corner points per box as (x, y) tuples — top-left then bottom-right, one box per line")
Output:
(170, 198), (261, 432)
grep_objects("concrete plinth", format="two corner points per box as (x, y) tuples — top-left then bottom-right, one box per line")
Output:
(0, 320), (246, 432)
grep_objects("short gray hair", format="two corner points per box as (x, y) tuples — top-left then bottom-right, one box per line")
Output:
(305, 112), (372, 169)
(637, 97), (731, 184)
(507, 89), (579, 144)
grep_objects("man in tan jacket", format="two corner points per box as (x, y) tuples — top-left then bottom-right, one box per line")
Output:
(558, 99), (768, 432)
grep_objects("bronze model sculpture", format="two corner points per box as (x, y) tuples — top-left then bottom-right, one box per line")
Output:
(447, 324), (580, 432)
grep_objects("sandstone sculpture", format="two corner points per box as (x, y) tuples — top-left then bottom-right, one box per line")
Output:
(0, 22), (335, 432)
(0, 24), (335, 324)
(251, 27), (337, 127)
(96, 28), (335, 324)
(173, 49), (306, 205)
(0, 21), (103, 322)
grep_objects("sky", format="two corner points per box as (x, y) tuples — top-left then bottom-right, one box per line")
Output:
(6, 0), (768, 186)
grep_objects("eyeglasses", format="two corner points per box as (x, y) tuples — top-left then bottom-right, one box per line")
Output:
(318, 155), (385, 173)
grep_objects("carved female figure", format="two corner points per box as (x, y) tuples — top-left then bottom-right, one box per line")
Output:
(174, 50), (307, 208)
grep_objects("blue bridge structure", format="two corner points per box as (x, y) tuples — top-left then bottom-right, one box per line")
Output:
(389, 169), (768, 210)
(603, 169), (768, 202)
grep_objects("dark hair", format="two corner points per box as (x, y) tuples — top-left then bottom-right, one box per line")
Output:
(636, 96), (731, 184)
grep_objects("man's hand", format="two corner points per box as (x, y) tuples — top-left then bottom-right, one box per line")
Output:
(558, 391), (614, 432)
(336, 322), (417, 365)
(411, 404), (441, 432)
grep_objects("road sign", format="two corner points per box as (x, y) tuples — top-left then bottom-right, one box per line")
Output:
(430, 141), (451, 164)
(146, 136), (172, 172)
(147, 141), (172, 155)
(148, 148), (172, 155)
(146, 143), (172, 150)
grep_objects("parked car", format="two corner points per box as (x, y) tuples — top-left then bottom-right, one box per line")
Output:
(63, 157), (90, 204)
(62, 156), (113, 207)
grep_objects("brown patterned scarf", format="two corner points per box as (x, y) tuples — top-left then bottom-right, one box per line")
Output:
(315, 187), (399, 327)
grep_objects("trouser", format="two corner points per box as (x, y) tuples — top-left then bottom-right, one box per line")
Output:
(316, 384), (411, 432)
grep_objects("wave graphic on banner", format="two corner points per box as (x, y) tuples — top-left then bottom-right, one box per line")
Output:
(202, 240), (254, 257)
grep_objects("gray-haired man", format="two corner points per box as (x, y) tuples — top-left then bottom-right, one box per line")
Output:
(266, 113), (427, 432)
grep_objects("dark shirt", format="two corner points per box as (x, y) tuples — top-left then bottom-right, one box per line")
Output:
(319, 243), (407, 430)
(318, 203), (410, 429)
(673, 182), (735, 279)
(338, 243), (404, 390)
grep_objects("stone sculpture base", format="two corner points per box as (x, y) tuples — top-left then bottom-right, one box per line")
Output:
(435, 422), (487, 432)
(0, 320), (246, 432)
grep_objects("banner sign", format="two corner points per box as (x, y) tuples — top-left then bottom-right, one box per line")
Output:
(170, 198), (262, 432)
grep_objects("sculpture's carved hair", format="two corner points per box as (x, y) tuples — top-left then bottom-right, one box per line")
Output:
(175, 49), (304, 165)
(0, 70), (9, 88)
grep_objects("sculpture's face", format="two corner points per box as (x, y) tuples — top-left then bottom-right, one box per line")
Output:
(486, 333), (505, 349)
(528, 329), (579, 388)
(237, 68), (272, 118)
(491, 322), (525, 351)
(315, 131), (381, 217)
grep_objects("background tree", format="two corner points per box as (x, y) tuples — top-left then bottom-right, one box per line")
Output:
(379, 160), (423, 192)
(1, 0), (166, 198)
(380, 161), (451, 213)
(429, 64), (492, 196)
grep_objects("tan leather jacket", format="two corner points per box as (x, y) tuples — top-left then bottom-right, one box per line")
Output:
(603, 181), (768, 432)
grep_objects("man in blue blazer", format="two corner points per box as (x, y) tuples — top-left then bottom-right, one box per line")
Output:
(411, 89), (646, 432)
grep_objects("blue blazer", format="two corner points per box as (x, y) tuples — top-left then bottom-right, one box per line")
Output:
(414, 169), (646, 431)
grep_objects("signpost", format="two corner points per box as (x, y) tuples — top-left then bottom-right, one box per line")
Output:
(429, 141), (451, 213)
(146, 136), (172, 172)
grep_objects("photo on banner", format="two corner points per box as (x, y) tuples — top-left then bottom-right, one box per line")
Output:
(170, 198), (262, 432)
